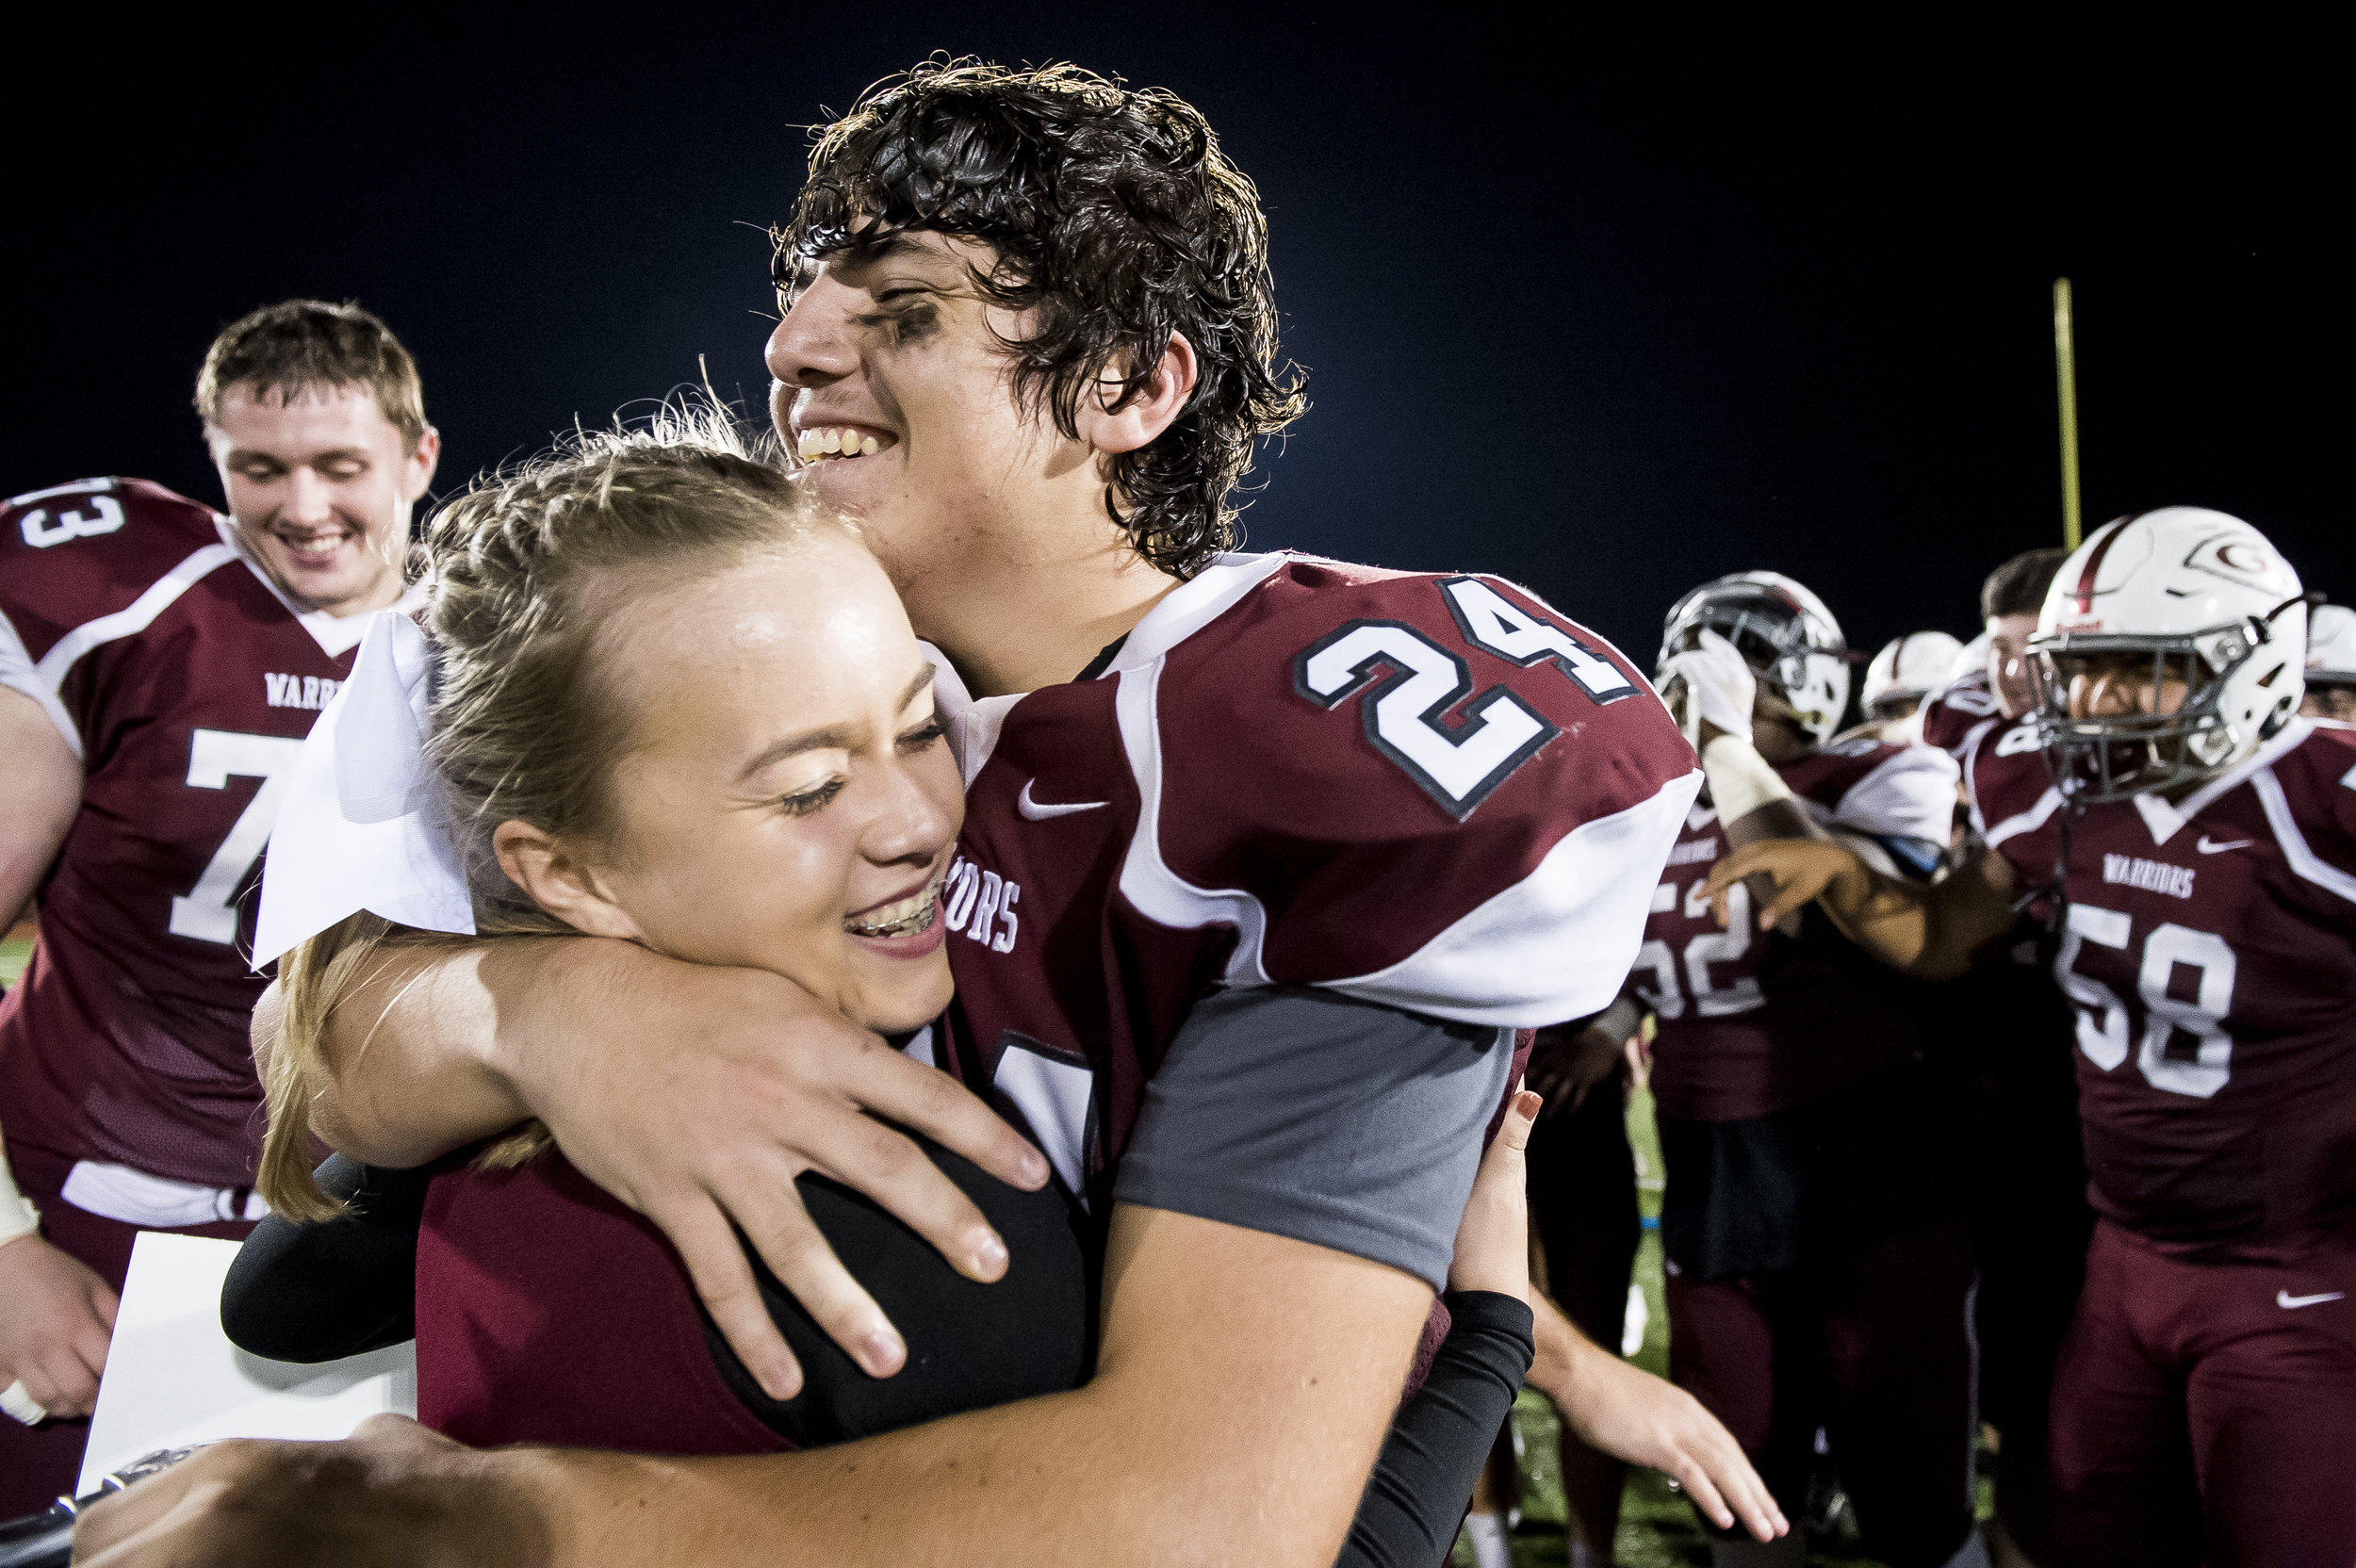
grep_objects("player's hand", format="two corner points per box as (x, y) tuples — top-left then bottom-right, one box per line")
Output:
(1661, 629), (1757, 742)
(1702, 837), (1864, 931)
(1524, 1024), (1625, 1116)
(501, 948), (1049, 1401)
(0, 1231), (118, 1419)
(1447, 1088), (1540, 1299)
(71, 1416), (539, 1566)
(1623, 1023), (1652, 1094)
(1551, 1345), (1788, 1544)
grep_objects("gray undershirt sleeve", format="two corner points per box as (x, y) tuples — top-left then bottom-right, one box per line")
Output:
(1111, 987), (1515, 1289)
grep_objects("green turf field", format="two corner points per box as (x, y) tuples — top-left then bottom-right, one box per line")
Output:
(1, 924), (30, 988)
(1447, 1086), (1972, 1568)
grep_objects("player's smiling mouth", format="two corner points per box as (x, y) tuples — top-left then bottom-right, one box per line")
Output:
(273, 523), (358, 563)
(796, 425), (897, 463)
(844, 868), (943, 939)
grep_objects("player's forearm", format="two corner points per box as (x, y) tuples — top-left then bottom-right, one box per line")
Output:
(1802, 851), (1940, 972)
(1808, 854), (2000, 980)
(274, 939), (582, 1166)
(0, 687), (82, 926)
(483, 1363), (1386, 1568)
(1524, 1288), (1596, 1406)
(524, 1212), (1422, 1567)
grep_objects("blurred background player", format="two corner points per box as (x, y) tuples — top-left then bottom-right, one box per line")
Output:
(2302, 601), (2356, 720)
(1850, 629), (1966, 744)
(1636, 573), (1983, 1568)
(1710, 507), (2356, 1567)
(1918, 547), (2072, 760)
(1906, 542), (2092, 1567)
(0, 300), (435, 1511)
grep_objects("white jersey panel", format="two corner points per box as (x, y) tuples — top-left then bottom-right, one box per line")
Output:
(1316, 764), (1701, 1026)
(1831, 744), (1959, 842)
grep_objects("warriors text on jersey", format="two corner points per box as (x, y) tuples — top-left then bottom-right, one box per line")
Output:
(0, 479), (372, 1186)
(1638, 738), (1959, 1122)
(1968, 714), (2356, 1257)
(926, 552), (1699, 1227)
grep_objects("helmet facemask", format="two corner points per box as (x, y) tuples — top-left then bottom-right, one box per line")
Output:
(1659, 594), (1848, 747)
(2029, 620), (2289, 803)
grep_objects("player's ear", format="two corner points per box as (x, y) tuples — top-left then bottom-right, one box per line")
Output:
(402, 426), (443, 501)
(1076, 332), (1197, 457)
(493, 819), (643, 940)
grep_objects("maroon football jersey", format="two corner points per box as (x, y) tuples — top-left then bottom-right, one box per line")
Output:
(1641, 738), (1959, 1122)
(1918, 666), (2004, 758)
(0, 478), (369, 1185)
(1970, 714), (2356, 1257)
(926, 553), (1700, 1209)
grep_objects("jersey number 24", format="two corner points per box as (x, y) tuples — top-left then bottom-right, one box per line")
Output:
(1294, 578), (1633, 820)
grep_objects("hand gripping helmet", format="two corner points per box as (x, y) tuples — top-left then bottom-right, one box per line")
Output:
(1861, 630), (1967, 720)
(2307, 603), (2356, 688)
(1659, 571), (1850, 745)
(2029, 507), (2308, 802)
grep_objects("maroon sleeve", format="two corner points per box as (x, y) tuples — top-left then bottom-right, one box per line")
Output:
(1140, 561), (1701, 1025)
(1966, 717), (2066, 885)
(2265, 724), (2356, 923)
(0, 478), (230, 750)
(1919, 670), (2001, 756)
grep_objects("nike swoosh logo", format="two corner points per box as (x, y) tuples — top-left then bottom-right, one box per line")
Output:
(2278, 1290), (2346, 1309)
(2197, 836), (2254, 854)
(1018, 779), (1110, 821)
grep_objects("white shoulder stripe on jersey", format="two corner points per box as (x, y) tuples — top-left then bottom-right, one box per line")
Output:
(1113, 657), (1274, 986)
(23, 543), (241, 760)
(1108, 551), (1289, 674)
(2250, 765), (2356, 906)
(0, 607), (80, 758)
(7, 536), (241, 758)
(1319, 766), (1701, 1026)
(2172, 717), (2315, 821)
(1983, 783), (2065, 849)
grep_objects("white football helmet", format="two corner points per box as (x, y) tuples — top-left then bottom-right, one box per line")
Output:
(1862, 630), (1967, 720)
(2307, 602), (2356, 687)
(2029, 507), (2308, 801)
(1659, 571), (1850, 745)
(1950, 629), (1991, 685)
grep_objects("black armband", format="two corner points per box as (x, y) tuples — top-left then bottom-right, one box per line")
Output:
(1335, 1290), (1536, 1568)
(220, 1155), (429, 1362)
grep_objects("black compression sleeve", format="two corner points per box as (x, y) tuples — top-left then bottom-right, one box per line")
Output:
(220, 1156), (429, 1362)
(1334, 1290), (1535, 1568)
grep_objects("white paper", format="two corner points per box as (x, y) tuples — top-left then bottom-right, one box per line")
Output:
(76, 1233), (417, 1493)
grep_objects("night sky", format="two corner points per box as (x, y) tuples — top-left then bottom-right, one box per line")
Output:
(8, 8), (2344, 684)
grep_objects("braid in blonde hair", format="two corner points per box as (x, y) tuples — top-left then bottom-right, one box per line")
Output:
(259, 407), (844, 1219)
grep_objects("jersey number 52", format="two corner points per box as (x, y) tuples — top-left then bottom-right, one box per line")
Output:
(1293, 578), (1631, 819)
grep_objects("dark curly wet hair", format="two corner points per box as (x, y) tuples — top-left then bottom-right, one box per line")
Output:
(777, 58), (1308, 579)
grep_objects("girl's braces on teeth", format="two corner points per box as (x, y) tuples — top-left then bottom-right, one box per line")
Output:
(846, 873), (942, 939)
